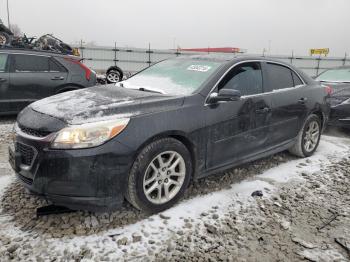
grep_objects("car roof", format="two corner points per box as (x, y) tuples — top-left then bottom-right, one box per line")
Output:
(179, 54), (314, 85)
(175, 54), (292, 65)
(0, 47), (75, 58)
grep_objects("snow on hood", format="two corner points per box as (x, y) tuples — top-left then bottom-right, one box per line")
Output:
(29, 86), (184, 125)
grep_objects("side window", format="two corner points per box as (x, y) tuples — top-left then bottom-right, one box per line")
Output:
(13, 54), (50, 72)
(266, 63), (294, 90)
(218, 62), (263, 96)
(49, 59), (65, 72)
(0, 53), (8, 72)
(292, 71), (303, 86)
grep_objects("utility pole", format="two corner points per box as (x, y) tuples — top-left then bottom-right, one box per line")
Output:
(343, 52), (347, 66)
(80, 39), (85, 61)
(7, 0), (11, 30)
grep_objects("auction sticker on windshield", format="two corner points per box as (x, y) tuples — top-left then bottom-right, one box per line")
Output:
(187, 65), (212, 72)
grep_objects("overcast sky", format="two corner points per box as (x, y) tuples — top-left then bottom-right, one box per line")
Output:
(1, 0), (349, 56)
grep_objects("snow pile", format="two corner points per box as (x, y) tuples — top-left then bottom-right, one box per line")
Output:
(0, 134), (349, 261)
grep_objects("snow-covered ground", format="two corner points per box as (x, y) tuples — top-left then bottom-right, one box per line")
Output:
(0, 119), (349, 261)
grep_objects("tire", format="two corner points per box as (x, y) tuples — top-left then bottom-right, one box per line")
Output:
(106, 67), (123, 83)
(289, 114), (321, 157)
(126, 138), (192, 214)
(0, 32), (10, 46)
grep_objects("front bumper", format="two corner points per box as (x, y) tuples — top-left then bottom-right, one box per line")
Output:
(9, 130), (134, 212)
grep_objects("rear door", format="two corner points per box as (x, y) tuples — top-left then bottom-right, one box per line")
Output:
(8, 54), (68, 111)
(262, 62), (308, 147)
(205, 61), (272, 170)
(0, 52), (11, 114)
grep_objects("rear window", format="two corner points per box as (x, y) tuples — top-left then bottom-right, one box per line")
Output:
(266, 63), (294, 90)
(316, 68), (350, 82)
(122, 59), (223, 95)
(0, 53), (8, 72)
(13, 54), (50, 72)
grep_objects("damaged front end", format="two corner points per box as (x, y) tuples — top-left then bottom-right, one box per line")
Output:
(9, 107), (134, 212)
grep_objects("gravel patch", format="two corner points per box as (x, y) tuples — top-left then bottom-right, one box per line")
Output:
(155, 156), (350, 261)
(0, 117), (349, 261)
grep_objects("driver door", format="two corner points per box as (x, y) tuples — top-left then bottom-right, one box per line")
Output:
(204, 61), (272, 170)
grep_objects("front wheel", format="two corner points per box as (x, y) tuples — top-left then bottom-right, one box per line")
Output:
(289, 114), (321, 157)
(126, 138), (192, 213)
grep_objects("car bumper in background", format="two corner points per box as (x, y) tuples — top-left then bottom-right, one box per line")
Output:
(329, 104), (350, 128)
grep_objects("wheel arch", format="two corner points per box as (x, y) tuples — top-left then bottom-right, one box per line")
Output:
(55, 84), (85, 94)
(310, 108), (326, 130)
(133, 130), (198, 180)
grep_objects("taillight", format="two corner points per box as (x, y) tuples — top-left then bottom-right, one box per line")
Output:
(324, 85), (333, 95)
(64, 58), (92, 81)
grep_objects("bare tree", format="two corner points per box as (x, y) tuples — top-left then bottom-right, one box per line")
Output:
(10, 24), (22, 37)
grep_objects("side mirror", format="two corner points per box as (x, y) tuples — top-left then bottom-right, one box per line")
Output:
(208, 88), (241, 103)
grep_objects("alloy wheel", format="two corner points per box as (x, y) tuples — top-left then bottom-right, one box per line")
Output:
(143, 151), (186, 205)
(0, 35), (6, 45)
(106, 71), (120, 83)
(303, 120), (320, 152)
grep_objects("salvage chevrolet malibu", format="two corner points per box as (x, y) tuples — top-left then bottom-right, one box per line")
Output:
(9, 56), (330, 213)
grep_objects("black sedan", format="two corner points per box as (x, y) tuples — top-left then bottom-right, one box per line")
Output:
(9, 56), (330, 213)
(316, 66), (350, 128)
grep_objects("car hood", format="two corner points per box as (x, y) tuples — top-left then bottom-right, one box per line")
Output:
(322, 82), (350, 106)
(29, 85), (185, 125)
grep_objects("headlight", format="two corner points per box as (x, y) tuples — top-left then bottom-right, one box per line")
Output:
(51, 118), (129, 149)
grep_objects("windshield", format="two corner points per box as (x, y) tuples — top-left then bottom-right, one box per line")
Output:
(316, 68), (350, 82)
(120, 59), (223, 95)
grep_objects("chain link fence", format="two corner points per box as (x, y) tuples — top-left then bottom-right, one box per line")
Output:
(77, 44), (349, 77)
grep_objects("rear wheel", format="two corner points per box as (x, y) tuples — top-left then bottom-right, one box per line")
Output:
(126, 138), (192, 213)
(289, 114), (321, 157)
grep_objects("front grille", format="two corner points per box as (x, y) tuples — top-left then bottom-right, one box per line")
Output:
(19, 125), (51, 138)
(17, 143), (35, 166)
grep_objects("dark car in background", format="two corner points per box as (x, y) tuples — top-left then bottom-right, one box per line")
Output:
(316, 66), (350, 128)
(9, 56), (330, 213)
(0, 48), (97, 115)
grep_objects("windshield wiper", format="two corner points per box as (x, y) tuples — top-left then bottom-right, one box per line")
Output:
(117, 82), (165, 94)
(137, 87), (164, 94)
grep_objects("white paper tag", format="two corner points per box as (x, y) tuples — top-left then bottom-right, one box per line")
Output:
(187, 65), (211, 72)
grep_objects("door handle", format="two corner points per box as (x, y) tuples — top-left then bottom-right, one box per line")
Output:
(51, 76), (65, 80)
(298, 97), (308, 104)
(255, 107), (271, 114)
(0, 78), (6, 82)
